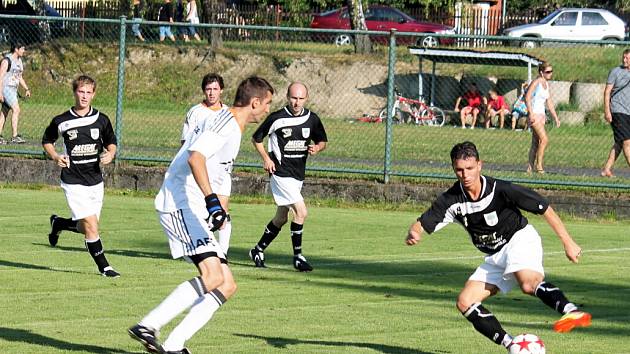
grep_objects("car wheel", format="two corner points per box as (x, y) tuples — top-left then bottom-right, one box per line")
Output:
(520, 38), (538, 48)
(419, 36), (438, 48)
(334, 34), (352, 46)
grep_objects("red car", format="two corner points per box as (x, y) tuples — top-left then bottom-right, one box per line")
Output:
(310, 5), (455, 47)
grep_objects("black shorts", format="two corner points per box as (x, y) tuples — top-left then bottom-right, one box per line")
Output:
(611, 112), (630, 144)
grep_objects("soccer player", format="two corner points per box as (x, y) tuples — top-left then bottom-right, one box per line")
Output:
(405, 141), (591, 351)
(128, 76), (274, 354)
(181, 73), (233, 254)
(42, 75), (120, 277)
(248, 82), (328, 272)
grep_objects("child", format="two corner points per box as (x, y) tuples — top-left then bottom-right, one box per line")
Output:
(510, 83), (529, 130)
(485, 89), (510, 129)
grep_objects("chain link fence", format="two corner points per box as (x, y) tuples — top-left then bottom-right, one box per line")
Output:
(0, 14), (628, 189)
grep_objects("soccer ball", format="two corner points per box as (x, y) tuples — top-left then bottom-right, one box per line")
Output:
(508, 333), (546, 354)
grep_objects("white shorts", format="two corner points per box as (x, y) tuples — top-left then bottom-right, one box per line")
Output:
(210, 169), (232, 197)
(61, 182), (104, 220)
(158, 209), (225, 261)
(468, 224), (544, 294)
(270, 175), (303, 206)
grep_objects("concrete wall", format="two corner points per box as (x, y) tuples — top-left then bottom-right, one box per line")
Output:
(1, 157), (628, 219)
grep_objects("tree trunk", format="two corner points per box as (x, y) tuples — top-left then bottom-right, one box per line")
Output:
(202, 0), (223, 49)
(345, 0), (371, 54)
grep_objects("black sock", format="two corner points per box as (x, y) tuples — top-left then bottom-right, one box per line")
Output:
(535, 281), (576, 314)
(256, 221), (281, 251)
(290, 222), (303, 256)
(56, 216), (80, 233)
(85, 238), (110, 273)
(463, 303), (509, 346)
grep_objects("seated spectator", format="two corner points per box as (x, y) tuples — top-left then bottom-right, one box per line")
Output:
(454, 83), (484, 129)
(509, 82), (529, 130)
(484, 88), (510, 129)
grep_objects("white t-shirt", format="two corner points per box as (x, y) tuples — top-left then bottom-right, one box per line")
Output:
(156, 109), (241, 213)
(181, 102), (229, 142)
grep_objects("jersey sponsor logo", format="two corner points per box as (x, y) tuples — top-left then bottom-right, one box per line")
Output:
(90, 128), (100, 139)
(483, 211), (499, 226)
(70, 143), (98, 156)
(282, 128), (292, 138)
(302, 128), (310, 138)
(67, 129), (78, 140)
(284, 140), (307, 152)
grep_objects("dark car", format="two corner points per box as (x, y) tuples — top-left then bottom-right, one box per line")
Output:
(0, 0), (64, 44)
(310, 5), (455, 47)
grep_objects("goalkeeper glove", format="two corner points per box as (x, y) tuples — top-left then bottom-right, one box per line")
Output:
(205, 193), (226, 231)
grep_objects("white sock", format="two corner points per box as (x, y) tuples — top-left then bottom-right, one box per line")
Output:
(163, 291), (225, 351)
(217, 217), (232, 255)
(139, 278), (205, 331)
(563, 302), (578, 314)
(501, 334), (513, 348)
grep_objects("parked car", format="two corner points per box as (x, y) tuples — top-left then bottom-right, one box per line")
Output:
(0, 0), (64, 44)
(502, 8), (627, 48)
(310, 5), (455, 47)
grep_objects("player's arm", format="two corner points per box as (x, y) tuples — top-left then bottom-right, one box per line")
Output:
(100, 144), (117, 165)
(252, 138), (275, 173)
(405, 220), (425, 246)
(543, 206), (582, 264)
(43, 142), (69, 168)
(188, 150), (225, 231)
(308, 141), (326, 155)
(603, 84), (613, 123)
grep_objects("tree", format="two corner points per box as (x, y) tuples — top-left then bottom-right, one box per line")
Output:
(202, 0), (223, 49)
(345, 0), (371, 53)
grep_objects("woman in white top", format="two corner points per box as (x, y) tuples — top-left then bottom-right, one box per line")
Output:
(525, 62), (560, 174)
(186, 0), (201, 41)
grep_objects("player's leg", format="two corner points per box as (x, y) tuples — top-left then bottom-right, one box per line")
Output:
(162, 256), (236, 352)
(79, 214), (118, 277)
(288, 200), (312, 272)
(250, 206), (288, 268)
(457, 280), (512, 348)
(216, 194), (231, 255)
(49, 182), (92, 247)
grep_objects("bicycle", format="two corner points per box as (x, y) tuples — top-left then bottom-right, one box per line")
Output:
(378, 88), (446, 127)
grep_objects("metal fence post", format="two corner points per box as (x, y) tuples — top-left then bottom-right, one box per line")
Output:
(115, 16), (127, 165)
(383, 29), (397, 184)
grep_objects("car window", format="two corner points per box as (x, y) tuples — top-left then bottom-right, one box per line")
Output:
(365, 8), (378, 21)
(380, 8), (404, 22)
(581, 12), (608, 26)
(552, 12), (578, 26)
(340, 9), (349, 19)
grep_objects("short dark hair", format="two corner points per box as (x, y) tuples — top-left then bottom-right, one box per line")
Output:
(10, 40), (25, 52)
(450, 141), (479, 164)
(201, 73), (224, 91)
(233, 76), (274, 107)
(72, 75), (97, 92)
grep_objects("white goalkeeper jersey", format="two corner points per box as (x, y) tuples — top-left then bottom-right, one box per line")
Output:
(156, 109), (241, 213)
(181, 102), (229, 143)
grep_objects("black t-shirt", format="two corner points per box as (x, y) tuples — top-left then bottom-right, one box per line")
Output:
(419, 176), (549, 255)
(42, 107), (117, 186)
(158, 2), (172, 22)
(252, 106), (327, 181)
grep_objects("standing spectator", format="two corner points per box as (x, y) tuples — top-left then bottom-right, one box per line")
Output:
(484, 88), (510, 129)
(186, 0), (202, 41)
(128, 77), (274, 354)
(455, 83), (484, 129)
(405, 141), (591, 351)
(525, 62), (560, 174)
(42, 75), (120, 278)
(0, 40), (31, 144)
(131, 0), (145, 42)
(248, 82), (328, 272)
(601, 49), (630, 178)
(181, 73), (234, 255)
(175, 0), (189, 42)
(158, 0), (176, 42)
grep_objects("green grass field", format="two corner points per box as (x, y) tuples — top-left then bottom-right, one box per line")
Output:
(1, 186), (629, 353)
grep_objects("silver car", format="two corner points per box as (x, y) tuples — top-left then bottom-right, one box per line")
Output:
(503, 8), (627, 48)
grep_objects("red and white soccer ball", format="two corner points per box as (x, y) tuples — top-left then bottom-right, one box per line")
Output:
(509, 333), (546, 354)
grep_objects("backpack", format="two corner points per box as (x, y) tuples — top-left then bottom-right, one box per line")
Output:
(1, 56), (11, 72)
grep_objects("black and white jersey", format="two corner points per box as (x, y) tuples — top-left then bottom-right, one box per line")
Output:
(252, 106), (327, 181)
(42, 107), (117, 186)
(419, 176), (549, 255)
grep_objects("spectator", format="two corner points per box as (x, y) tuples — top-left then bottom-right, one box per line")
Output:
(0, 40), (31, 144)
(186, 0), (202, 41)
(510, 82), (529, 130)
(175, 0), (189, 42)
(158, 0), (175, 42)
(131, 0), (145, 42)
(454, 83), (484, 129)
(525, 62), (560, 174)
(485, 88), (510, 129)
